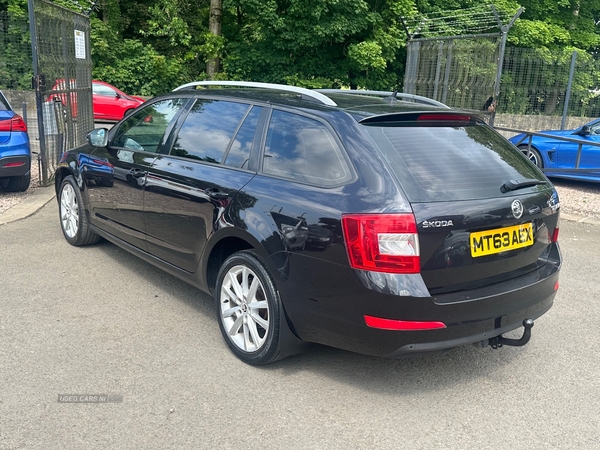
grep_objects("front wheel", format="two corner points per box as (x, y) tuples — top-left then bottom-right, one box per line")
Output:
(519, 145), (543, 169)
(59, 175), (100, 246)
(215, 250), (286, 365)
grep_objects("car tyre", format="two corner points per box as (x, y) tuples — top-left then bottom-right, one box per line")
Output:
(4, 172), (31, 192)
(215, 250), (287, 365)
(519, 145), (543, 169)
(59, 175), (100, 246)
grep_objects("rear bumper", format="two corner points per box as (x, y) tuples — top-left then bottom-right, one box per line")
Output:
(281, 244), (561, 357)
(0, 155), (31, 177)
(384, 292), (554, 357)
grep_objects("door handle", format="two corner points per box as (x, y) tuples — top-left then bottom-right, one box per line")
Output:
(130, 169), (147, 178)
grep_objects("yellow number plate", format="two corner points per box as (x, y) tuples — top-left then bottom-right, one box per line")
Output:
(470, 223), (534, 258)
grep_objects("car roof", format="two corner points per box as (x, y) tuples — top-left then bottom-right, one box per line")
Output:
(164, 86), (462, 121)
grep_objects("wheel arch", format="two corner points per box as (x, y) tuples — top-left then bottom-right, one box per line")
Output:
(203, 230), (310, 357)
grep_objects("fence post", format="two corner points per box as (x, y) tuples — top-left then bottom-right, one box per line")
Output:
(433, 42), (444, 101)
(561, 51), (577, 130)
(441, 39), (453, 105)
(27, 0), (48, 187)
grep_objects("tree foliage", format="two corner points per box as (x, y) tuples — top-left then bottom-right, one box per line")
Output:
(3, 0), (600, 96)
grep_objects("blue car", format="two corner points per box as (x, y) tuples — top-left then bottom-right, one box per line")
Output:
(508, 119), (600, 183)
(0, 90), (31, 192)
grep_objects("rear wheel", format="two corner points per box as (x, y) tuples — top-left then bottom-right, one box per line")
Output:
(59, 175), (100, 246)
(3, 172), (31, 192)
(519, 145), (543, 169)
(215, 250), (286, 365)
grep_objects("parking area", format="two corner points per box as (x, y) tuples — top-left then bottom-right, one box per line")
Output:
(1, 200), (599, 449)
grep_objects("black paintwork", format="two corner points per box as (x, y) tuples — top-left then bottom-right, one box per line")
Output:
(54, 88), (562, 358)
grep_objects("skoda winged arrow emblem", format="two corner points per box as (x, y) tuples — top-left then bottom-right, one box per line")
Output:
(511, 199), (524, 219)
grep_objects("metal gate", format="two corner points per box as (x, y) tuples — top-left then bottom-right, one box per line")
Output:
(28, 0), (93, 186)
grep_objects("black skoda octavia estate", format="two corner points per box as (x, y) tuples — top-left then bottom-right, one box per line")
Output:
(54, 82), (561, 364)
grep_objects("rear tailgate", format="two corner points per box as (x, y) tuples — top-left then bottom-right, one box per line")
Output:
(413, 192), (559, 294)
(362, 112), (560, 294)
(0, 110), (15, 144)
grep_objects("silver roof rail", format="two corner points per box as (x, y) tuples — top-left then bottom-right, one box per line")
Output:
(173, 81), (338, 107)
(316, 89), (450, 108)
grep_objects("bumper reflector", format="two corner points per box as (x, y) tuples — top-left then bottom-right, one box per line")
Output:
(364, 315), (446, 331)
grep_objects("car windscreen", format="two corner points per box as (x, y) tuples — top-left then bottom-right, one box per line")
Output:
(364, 121), (547, 202)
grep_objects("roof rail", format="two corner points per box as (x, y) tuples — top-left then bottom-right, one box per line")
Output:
(173, 81), (338, 107)
(315, 89), (449, 108)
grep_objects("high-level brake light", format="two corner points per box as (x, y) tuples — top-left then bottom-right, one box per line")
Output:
(417, 114), (471, 122)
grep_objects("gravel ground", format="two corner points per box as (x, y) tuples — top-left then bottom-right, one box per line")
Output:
(1, 170), (600, 218)
(552, 179), (600, 219)
(0, 163), (41, 214)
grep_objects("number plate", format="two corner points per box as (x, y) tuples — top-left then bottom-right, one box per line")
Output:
(470, 223), (534, 258)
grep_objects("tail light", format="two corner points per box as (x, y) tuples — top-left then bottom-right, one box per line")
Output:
(341, 213), (420, 274)
(0, 115), (27, 132)
(551, 227), (559, 243)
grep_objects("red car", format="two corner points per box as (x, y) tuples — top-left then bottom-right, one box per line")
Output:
(92, 81), (145, 121)
(49, 80), (145, 122)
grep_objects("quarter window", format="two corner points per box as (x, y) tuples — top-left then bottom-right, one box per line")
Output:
(111, 99), (185, 153)
(171, 100), (250, 164)
(263, 110), (351, 186)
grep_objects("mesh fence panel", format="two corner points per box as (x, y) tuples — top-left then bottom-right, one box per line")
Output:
(34, 0), (93, 185)
(0, 10), (40, 183)
(494, 48), (600, 131)
(405, 36), (501, 113)
(1, 3), (92, 187)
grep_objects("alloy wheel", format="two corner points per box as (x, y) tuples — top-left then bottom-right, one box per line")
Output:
(60, 183), (79, 239)
(219, 264), (270, 353)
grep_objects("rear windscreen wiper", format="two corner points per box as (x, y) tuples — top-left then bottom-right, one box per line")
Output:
(500, 179), (546, 193)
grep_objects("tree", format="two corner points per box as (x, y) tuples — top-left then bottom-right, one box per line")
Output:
(207, 0), (223, 79)
(222, 0), (415, 89)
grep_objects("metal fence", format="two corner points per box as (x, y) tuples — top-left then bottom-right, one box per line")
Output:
(1, 2), (92, 187)
(404, 36), (502, 114)
(0, 9), (40, 180)
(496, 47), (600, 131)
(30, 0), (93, 186)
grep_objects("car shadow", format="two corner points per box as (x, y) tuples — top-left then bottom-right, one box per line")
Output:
(92, 237), (531, 395)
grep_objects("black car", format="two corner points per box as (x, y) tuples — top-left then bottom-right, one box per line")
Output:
(54, 82), (561, 365)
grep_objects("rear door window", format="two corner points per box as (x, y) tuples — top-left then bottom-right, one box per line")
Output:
(365, 122), (546, 202)
(171, 100), (250, 164)
(223, 106), (262, 169)
(262, 110), (352, 187)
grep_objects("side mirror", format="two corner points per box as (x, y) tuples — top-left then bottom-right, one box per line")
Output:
(87, 128), (108, 147)
(576, 125), (591, 136)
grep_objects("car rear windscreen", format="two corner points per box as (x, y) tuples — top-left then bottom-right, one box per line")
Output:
(0, 94), (10, 111)
(364, 122), (547, 202)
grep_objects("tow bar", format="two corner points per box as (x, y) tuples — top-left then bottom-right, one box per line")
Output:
(485, 319), (535, 349)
